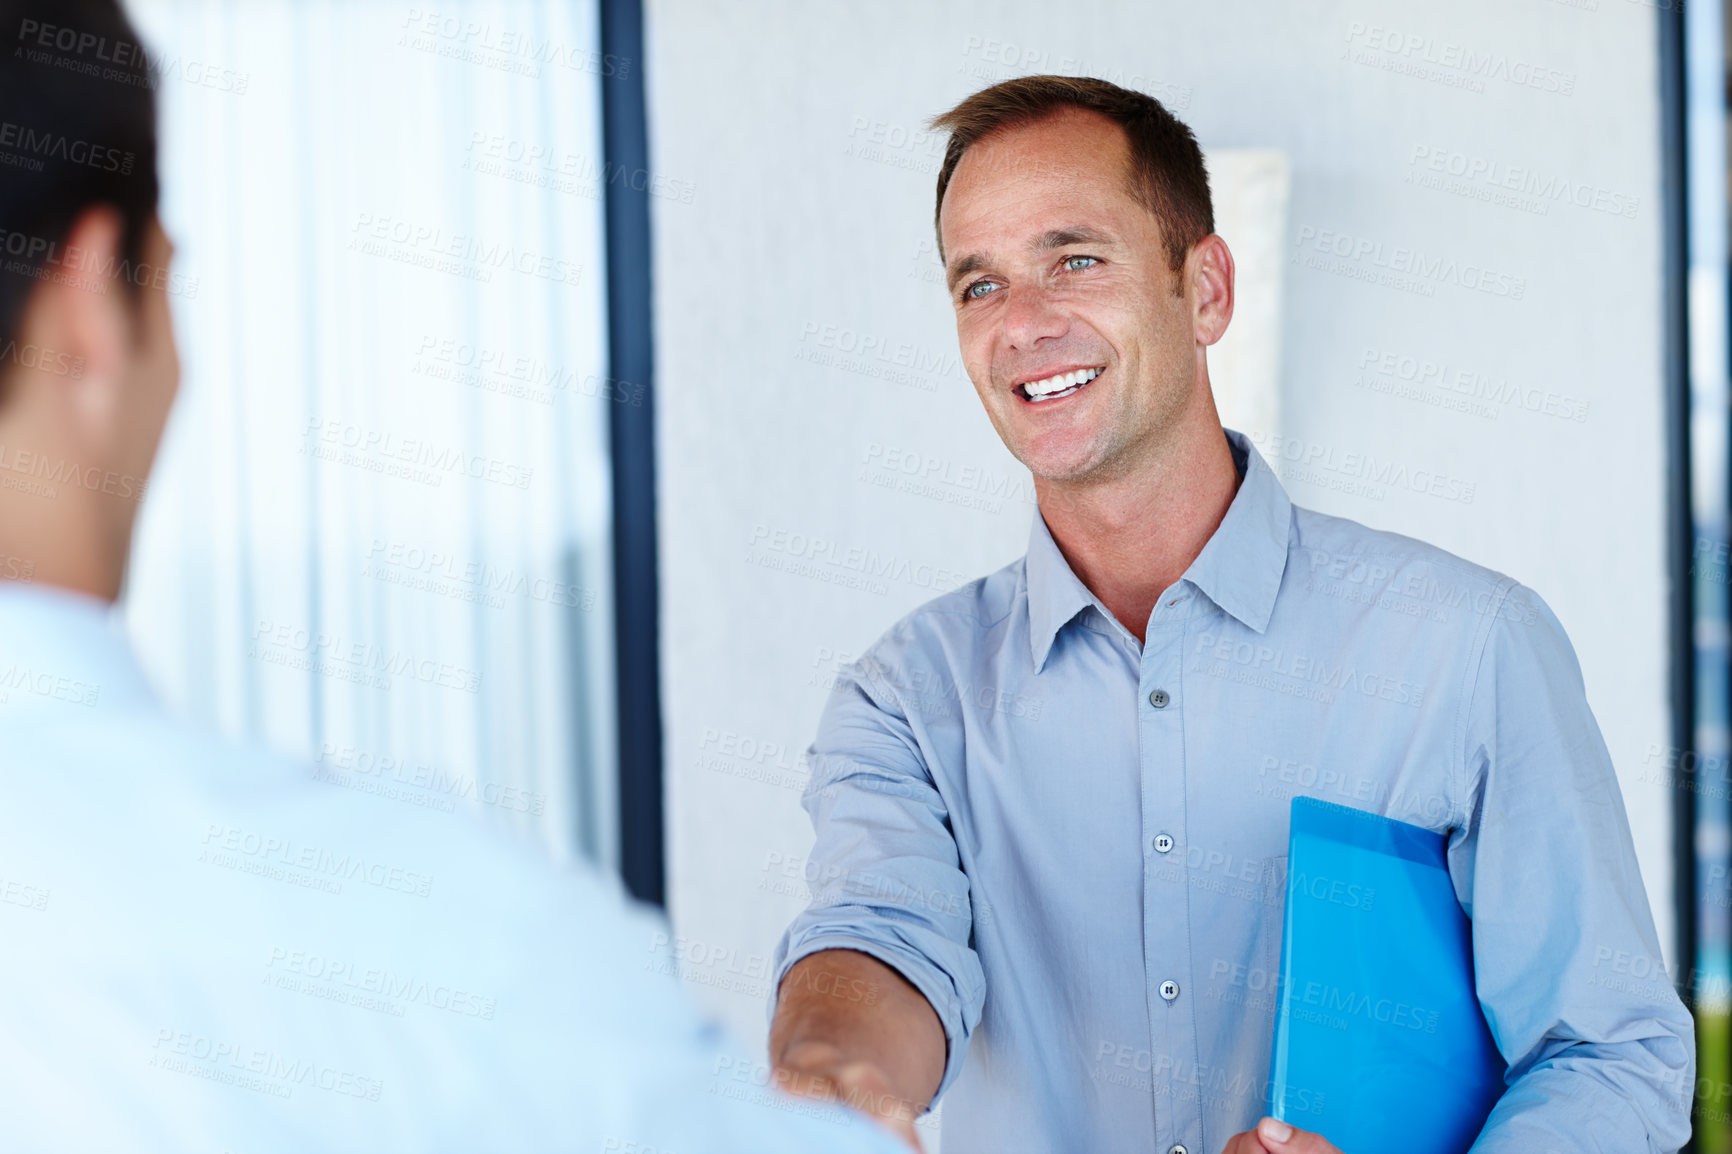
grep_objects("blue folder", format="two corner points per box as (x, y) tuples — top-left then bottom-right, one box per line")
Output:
(1267, 798), (1505, 1152)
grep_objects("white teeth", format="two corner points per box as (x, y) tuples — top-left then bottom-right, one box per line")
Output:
(1023, 366), (1101, 398)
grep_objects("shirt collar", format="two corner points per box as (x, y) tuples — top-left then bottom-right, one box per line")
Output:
(1025, 427), (1293, 673)
(0, 581), (158, 720)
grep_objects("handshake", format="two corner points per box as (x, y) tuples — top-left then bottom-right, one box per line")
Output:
(768, 951), (1343, 1154)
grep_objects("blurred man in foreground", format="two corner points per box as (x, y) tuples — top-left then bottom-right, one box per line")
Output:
(0, 1), (909, 1149)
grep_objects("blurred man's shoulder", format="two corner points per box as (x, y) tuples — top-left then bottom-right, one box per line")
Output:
(1, 702), (649, 956)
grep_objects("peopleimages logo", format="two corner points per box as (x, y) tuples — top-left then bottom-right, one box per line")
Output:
(0, 120), (133, 173)
(745, 523), (967, 596)
(1190, 630), (1427, 708)
(1342, 21), (1576, 96)
(0, 662), (100, 706)
(1292, 226), (1526, 301)
(1406, 146), (1638, 220)
(250, 617), (483, 695)
(1356, 346), (1589, 423)
(398, 8), (629, 78)
(860, 442), (1036, 508)
(302, 418), (534, 491)
(1289, 869), (1377, 911)
(264, 946), (497, 1019)
(200, 823), (435, 898)
(348, 213), (583, 287)
(797, 320), (961, 378)
(0, 338), (83, 378)
(0, 227), (200, 299)
(149, 1028), (381, 1100)
(1291, 980), (1441, 1034)
(1247, 431), (1476, 505)
(0, 440), (149, 503)
(15, 18), (249, 95)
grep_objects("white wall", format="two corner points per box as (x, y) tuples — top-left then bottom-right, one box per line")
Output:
(648, 0), (1673, 1102)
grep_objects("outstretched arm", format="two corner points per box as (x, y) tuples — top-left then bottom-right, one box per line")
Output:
(770, 948), (946, 1149)
(768, 643), (988, 1144)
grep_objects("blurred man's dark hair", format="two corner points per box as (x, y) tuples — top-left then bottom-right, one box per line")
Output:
(0, 0), (158, 352)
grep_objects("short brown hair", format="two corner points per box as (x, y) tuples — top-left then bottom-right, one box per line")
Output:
(927, 75), (1212, 275)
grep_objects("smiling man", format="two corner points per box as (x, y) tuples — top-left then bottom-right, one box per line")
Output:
(767, 76), (1693, 1153)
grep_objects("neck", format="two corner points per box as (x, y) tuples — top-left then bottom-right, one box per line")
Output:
(1033, 411), (1239, 646)
(0, 426), (125, 602)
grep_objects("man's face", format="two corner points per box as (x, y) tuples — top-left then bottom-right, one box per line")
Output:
(940, 108), (1203, 486)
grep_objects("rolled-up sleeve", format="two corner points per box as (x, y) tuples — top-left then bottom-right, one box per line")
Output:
(1456, 583), (1694, 1151)
(770, 648), (986, 1102)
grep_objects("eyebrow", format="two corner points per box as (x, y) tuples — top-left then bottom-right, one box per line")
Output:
(944, 226), (1117, 294)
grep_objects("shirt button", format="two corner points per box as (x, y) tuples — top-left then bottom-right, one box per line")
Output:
(1153, 833), (1174, 854)
(1159, 980), (1180, 1001)
(1170, 1146), (1189, 1154)
(1148, 688), (1170, 709)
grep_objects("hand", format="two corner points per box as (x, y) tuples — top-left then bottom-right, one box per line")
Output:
(1220, 1117), (1343, 1154)
(768, 950), (944, 1152)
(773, 1050), (925, 1152)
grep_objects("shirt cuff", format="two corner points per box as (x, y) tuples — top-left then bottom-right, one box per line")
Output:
(772, 930), (975, 1107)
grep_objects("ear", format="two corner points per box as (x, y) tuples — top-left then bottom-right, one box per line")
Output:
(1188, 233), (1235, 347)
(17, 208), (134, 449)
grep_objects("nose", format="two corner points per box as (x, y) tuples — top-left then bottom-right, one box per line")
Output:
(1001, 282), (1070, 350)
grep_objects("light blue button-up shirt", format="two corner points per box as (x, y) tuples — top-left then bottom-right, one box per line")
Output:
(0, 584), (905, 1153)
(772, 428), (1693, 1153)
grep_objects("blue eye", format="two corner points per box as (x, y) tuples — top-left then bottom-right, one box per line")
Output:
(1064, 255), (1097, 272)
(964, 280), (998, 301)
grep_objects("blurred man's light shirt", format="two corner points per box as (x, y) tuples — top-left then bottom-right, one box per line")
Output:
(773, 429), (1694, 1154)
(0, 584), (903, 1153)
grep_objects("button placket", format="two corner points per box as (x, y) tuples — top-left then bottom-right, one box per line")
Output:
(1141, 601), (1196, 1152)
